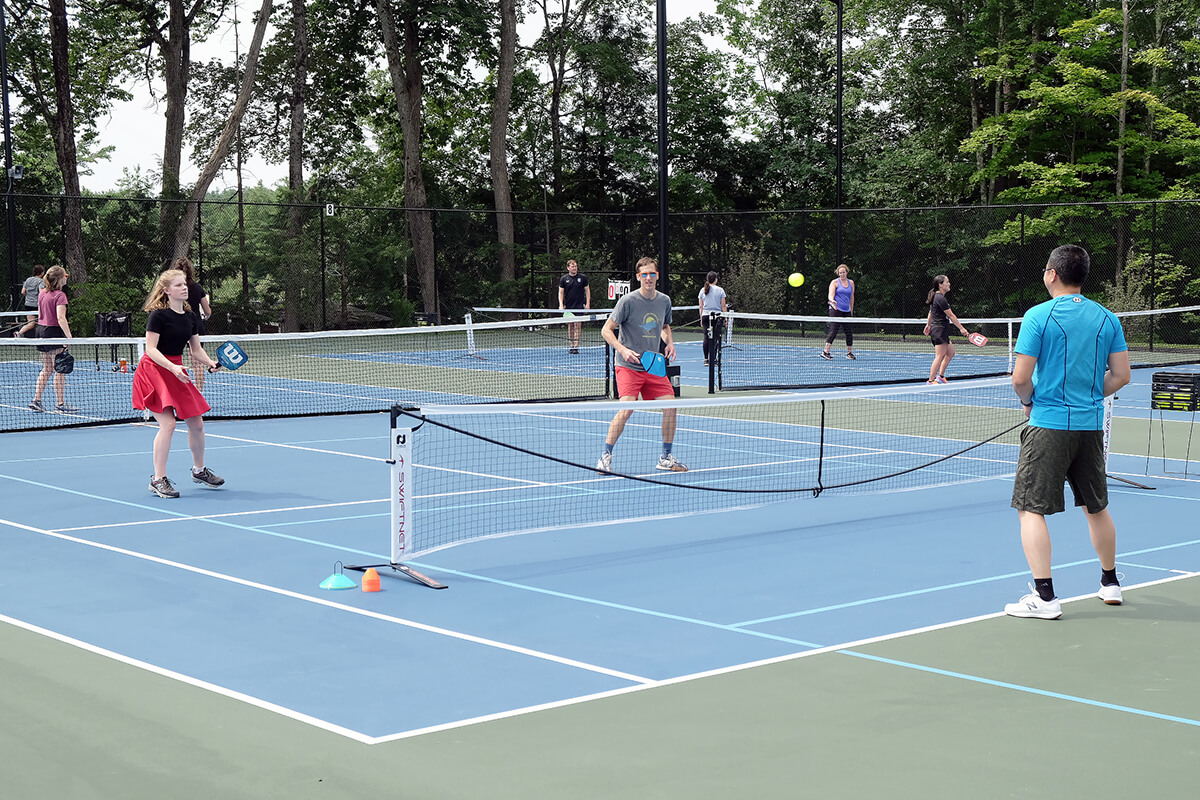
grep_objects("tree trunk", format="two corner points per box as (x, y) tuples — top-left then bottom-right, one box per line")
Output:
(283, 0), (309, 331)
(48, 0), (86, 283)
(157, 0), (192, 267)
(377, 0), (437, 317)
(491, 0), (517, 282)
(1115, 0), (1130, 281)
(170, 0), (274, 261)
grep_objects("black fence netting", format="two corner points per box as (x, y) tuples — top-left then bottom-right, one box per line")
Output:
(3, 195), (1199, 345)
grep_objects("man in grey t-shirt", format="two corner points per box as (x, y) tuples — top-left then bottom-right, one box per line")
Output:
(596, 256), (688, 474)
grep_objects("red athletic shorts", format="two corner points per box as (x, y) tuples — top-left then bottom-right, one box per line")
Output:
(615, 366), (674, 400)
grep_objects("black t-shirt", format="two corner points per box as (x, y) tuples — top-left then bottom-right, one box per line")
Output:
(929, 293), (950, 327)
(147, 308), (198, 356)
(559, 272), (589, 308)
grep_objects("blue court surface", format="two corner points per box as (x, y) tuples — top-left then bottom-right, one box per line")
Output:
(2, 364), (1199, 750)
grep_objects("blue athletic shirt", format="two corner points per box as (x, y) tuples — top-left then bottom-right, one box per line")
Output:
(1015, 293), (1127, 430)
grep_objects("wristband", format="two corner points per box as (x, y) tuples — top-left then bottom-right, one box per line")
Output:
(1021, 400), (1033, 408)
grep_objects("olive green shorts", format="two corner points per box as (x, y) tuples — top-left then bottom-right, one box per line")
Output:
(1010, 426), (1108, 515)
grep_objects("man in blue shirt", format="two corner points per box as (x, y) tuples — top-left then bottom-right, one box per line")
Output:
(1005, 244), (1131, 620)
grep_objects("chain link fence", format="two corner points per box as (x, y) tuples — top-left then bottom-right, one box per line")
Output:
(4, 194), (1199, 341)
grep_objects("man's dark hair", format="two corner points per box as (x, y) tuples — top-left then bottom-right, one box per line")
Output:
(1046, 245), (1090, 287)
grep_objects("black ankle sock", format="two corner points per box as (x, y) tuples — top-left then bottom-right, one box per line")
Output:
(1101, 568), (1120, 587)
(1034, 578), (1055, 602)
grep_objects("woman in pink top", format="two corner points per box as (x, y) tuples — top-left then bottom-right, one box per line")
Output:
(30, 265), (76, 413)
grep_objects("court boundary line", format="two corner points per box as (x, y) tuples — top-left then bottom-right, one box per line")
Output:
(366, 571), (1200, 744)
(0, 514), (656, 736)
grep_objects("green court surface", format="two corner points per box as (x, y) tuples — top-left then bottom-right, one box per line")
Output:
(3, 574), (1197, 799)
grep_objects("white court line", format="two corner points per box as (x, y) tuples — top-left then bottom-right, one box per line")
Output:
(53, 499), (387, 533)
(203, 432), (388, 462)
(0, 515), (655, 742)
(0, 611), (378, 745)
(368, 570), (1200, 743)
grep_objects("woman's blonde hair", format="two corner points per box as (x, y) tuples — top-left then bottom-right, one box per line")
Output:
(143, 269), (193, 312)
(43, 265), (67, 291)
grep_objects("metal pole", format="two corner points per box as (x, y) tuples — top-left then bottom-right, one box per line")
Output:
(1, 1), (19, 307)
(834, 0), (843, 266)
(656, 0), (669, 294)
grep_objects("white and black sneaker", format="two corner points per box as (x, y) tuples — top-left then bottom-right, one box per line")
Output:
(28, 399), (45, 412)
(819, 351), (833, 361)
(1004, 584), (1062, 619)
(656, 453), (689, 472)
(191, 467), (225, 488)
(149, 476), (180, 499)
(596, 452), (613, 474)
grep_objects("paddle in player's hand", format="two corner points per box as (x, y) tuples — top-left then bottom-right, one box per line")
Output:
(967, 332), (988, 347)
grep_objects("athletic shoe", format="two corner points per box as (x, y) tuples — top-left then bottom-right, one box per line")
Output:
(191, 466), (225, 488)
(149, 476), (180, 499)
(926, 380), (937, 385)
(570, 347), (579, 354)
(1098, 583), (1123, 605)
(28, 399), (45, 412)
(819, 351), (833, 360)
(1004, 584), (1062, 619)
(703, 359), (709, 367)
(596, 452), (613, 474)
(934, 375), (948, 384)
(54, 402), (78, 413)
(656, 453), (689, 472)
(846, 352), (856, 360)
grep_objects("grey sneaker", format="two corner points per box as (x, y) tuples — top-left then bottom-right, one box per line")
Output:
(149, 476), (180, 499)
(596, 452), (613, 474)
(29, 399), (45, 412)
(819, 351), (833, 360)
(191, 467), (225, 488)
(1004, 584), (1062, 619)
(656, 453), (689, 472)
(55, 402), (78, 413)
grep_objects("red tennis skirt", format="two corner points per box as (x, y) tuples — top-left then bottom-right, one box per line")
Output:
(132, 354), (211, 419)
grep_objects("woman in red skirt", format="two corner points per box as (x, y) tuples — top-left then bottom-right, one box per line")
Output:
(133, 269), (225, 499)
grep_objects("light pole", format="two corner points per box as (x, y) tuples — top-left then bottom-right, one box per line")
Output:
(833, 0), (843, 266)
(1, 0), (19, 306)
(656, 0), (669, 294)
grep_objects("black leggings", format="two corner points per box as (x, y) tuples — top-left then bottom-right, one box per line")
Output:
(701, 313), (725, 360)
(825, 308), (853, 346)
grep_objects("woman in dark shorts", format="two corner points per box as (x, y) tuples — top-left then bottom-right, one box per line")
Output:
(29, 265), (77, 413)
(922, 274), (969, 384)
(133, 269), (225, 499)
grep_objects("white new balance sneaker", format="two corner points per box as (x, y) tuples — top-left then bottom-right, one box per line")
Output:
(1004, 584), (1062, 620)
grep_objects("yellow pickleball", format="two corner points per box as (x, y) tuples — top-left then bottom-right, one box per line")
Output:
(788, 272), (804, 287)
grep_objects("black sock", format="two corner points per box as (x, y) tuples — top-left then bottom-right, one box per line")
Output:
(1101, 568), (1119, 587)
(1034, 578), (1055, 602)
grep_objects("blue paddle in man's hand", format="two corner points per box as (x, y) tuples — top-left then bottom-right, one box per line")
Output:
(639, 350), (667, 377)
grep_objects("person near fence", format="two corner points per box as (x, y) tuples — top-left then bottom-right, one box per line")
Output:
(923, 274), (969, 383)
(1005, 244), (1131, 619)
(697, 271), (727, 366)
(174, 256), (213, 390)
(16, 264), (45, 338)
(821, 264), (856, 360)
(133, 269), (225, 499)
(29, 266), (77, 413)
(558, 259), (590, 354)
(596, 257), (688, 474)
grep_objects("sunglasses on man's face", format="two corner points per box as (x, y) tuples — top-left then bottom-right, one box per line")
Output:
(640, 272), (658, 277)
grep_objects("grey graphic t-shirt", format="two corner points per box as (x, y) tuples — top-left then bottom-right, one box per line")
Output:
(611, 289), (673, 372)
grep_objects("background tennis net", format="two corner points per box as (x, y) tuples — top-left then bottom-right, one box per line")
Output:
(385, 378), (1026, 560)
(715, 305), (1200, 390)
(0, 315), (612, 432)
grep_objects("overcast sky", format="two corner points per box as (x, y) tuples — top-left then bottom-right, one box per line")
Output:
(82, 0), (718, 193)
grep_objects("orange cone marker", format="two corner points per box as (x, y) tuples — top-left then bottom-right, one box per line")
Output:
(362, 567), (382, 592)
